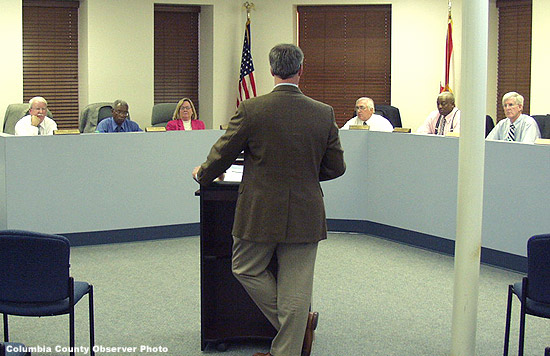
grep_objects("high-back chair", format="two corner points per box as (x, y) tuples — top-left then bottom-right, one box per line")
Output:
(151, 103), (177, 128)
(374, 104), (402, 128)
(532, 114), (550, 139)
(486, 115), (495, 137)
(0, 230), (95, 356)
(504, 234), (550, 356)
(79, 102), (113, 133)
(0, 342), (30, 356)
(3, 103), (54, 135)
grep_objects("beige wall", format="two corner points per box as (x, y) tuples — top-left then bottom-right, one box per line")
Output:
(530, 0), (550, 116)
(0, 0), (548, 132)
(0, 0), (23, 121)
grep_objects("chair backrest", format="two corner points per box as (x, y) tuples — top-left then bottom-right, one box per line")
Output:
(3, 103), (54, 135)
(532, 114), (550, 139)
(151, 103), (177, 127)
(485, 115), (495, 137)
(0, 230), (70, 303)
(527, 234), (550, 303)
(79, 102), (113, 133)
(374, 105), (402, 128)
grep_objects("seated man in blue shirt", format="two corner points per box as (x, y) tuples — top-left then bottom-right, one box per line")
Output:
(96, 100), (142, 133)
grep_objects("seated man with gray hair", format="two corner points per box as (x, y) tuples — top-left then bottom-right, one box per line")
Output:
(486, 91), (540, 143)
(340, 97), (393, 131)
(15, 96), (57, 136)
(96, 99), (142, 133)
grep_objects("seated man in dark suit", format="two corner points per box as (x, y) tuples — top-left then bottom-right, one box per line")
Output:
(96, 100), (142, 133)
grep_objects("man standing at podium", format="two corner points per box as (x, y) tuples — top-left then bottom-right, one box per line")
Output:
(193, 43), (345, 356)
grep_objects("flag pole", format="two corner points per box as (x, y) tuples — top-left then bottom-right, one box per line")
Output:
(237, 2), (257, 108)
(243, 1), (254, 19)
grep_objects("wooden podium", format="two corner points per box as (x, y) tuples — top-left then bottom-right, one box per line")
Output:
(197, 182), (276, 351)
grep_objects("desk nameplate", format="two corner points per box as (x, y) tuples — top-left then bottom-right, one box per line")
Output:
(53, 129), (80, 135)
(145, 127), (166, 132)
(535, 138), (550, 145)
(393, 127), (411, 133)
(349, 125), (369, 130)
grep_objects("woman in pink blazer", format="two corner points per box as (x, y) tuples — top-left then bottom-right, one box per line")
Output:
(166, 98), (205, 131)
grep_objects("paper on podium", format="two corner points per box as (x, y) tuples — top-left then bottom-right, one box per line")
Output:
(224, 164), (243, 182)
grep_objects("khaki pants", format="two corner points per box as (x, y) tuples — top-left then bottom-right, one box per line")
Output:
(232, 236), (318, 356)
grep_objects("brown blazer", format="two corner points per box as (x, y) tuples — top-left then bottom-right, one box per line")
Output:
(197, 85), (345, 243)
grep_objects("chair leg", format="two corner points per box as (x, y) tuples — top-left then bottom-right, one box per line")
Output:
(503, 285), (513, 356)
(69, 278), (75, 356)
(518, 298), (526, 356)
(70, 306), (75, 356)
(2, 314), (8, 342)
(89, 285), (95, 356)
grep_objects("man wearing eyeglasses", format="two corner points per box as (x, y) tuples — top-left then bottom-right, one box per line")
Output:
(340, 97), (394, 131)
(96, 99), (142, 133)
(15, 96), (57, 136)
(486, 91), (540, 143)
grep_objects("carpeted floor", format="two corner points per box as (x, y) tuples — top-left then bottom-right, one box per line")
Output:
(3, 233), (549, 356)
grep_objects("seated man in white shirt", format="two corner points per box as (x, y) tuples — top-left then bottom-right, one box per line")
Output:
(340, 97), (393, 131)
(417, 91), (460, 135)
(486, 91), (540, 143)
(15, 96), (57, 136)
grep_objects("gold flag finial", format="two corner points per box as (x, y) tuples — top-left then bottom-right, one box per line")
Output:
(243, 2), (255, 19)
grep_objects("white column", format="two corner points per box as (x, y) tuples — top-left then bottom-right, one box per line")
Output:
(450, 0), (489, 355)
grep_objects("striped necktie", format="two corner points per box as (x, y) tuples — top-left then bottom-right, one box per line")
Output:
(439, 117), (446, 135)
(506, 123), (516, 141)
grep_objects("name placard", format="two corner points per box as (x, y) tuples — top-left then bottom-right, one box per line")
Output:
(349, 125), (370, 130)
(445, 131), (460, 137)
(53, 129), (80, 135)
(535, 138), (550, 145)
(393, 127), (411, 133)
(145, 127), (166, 132)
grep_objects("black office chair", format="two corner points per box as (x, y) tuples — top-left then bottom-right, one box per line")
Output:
(151, 103), (177, 128)
(532, 114), (550, 139)
(504, 234), (550, 356)
(486, 115), (495, 137)
(79, 102), (113, 133)
(0, 342), (30, 356)
(2, 103), (54, 135)
(374, 104), (402, 128)
(0, 230), (95, 356)
(545, 347), (550, 356)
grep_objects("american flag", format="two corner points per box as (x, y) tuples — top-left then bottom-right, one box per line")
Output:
(237, 19), (257, 107)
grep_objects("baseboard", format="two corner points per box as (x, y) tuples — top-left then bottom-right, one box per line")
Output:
(62, 223), (200, 247)
(61, 219), (526, 273)
(327, 219), (527, 273)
